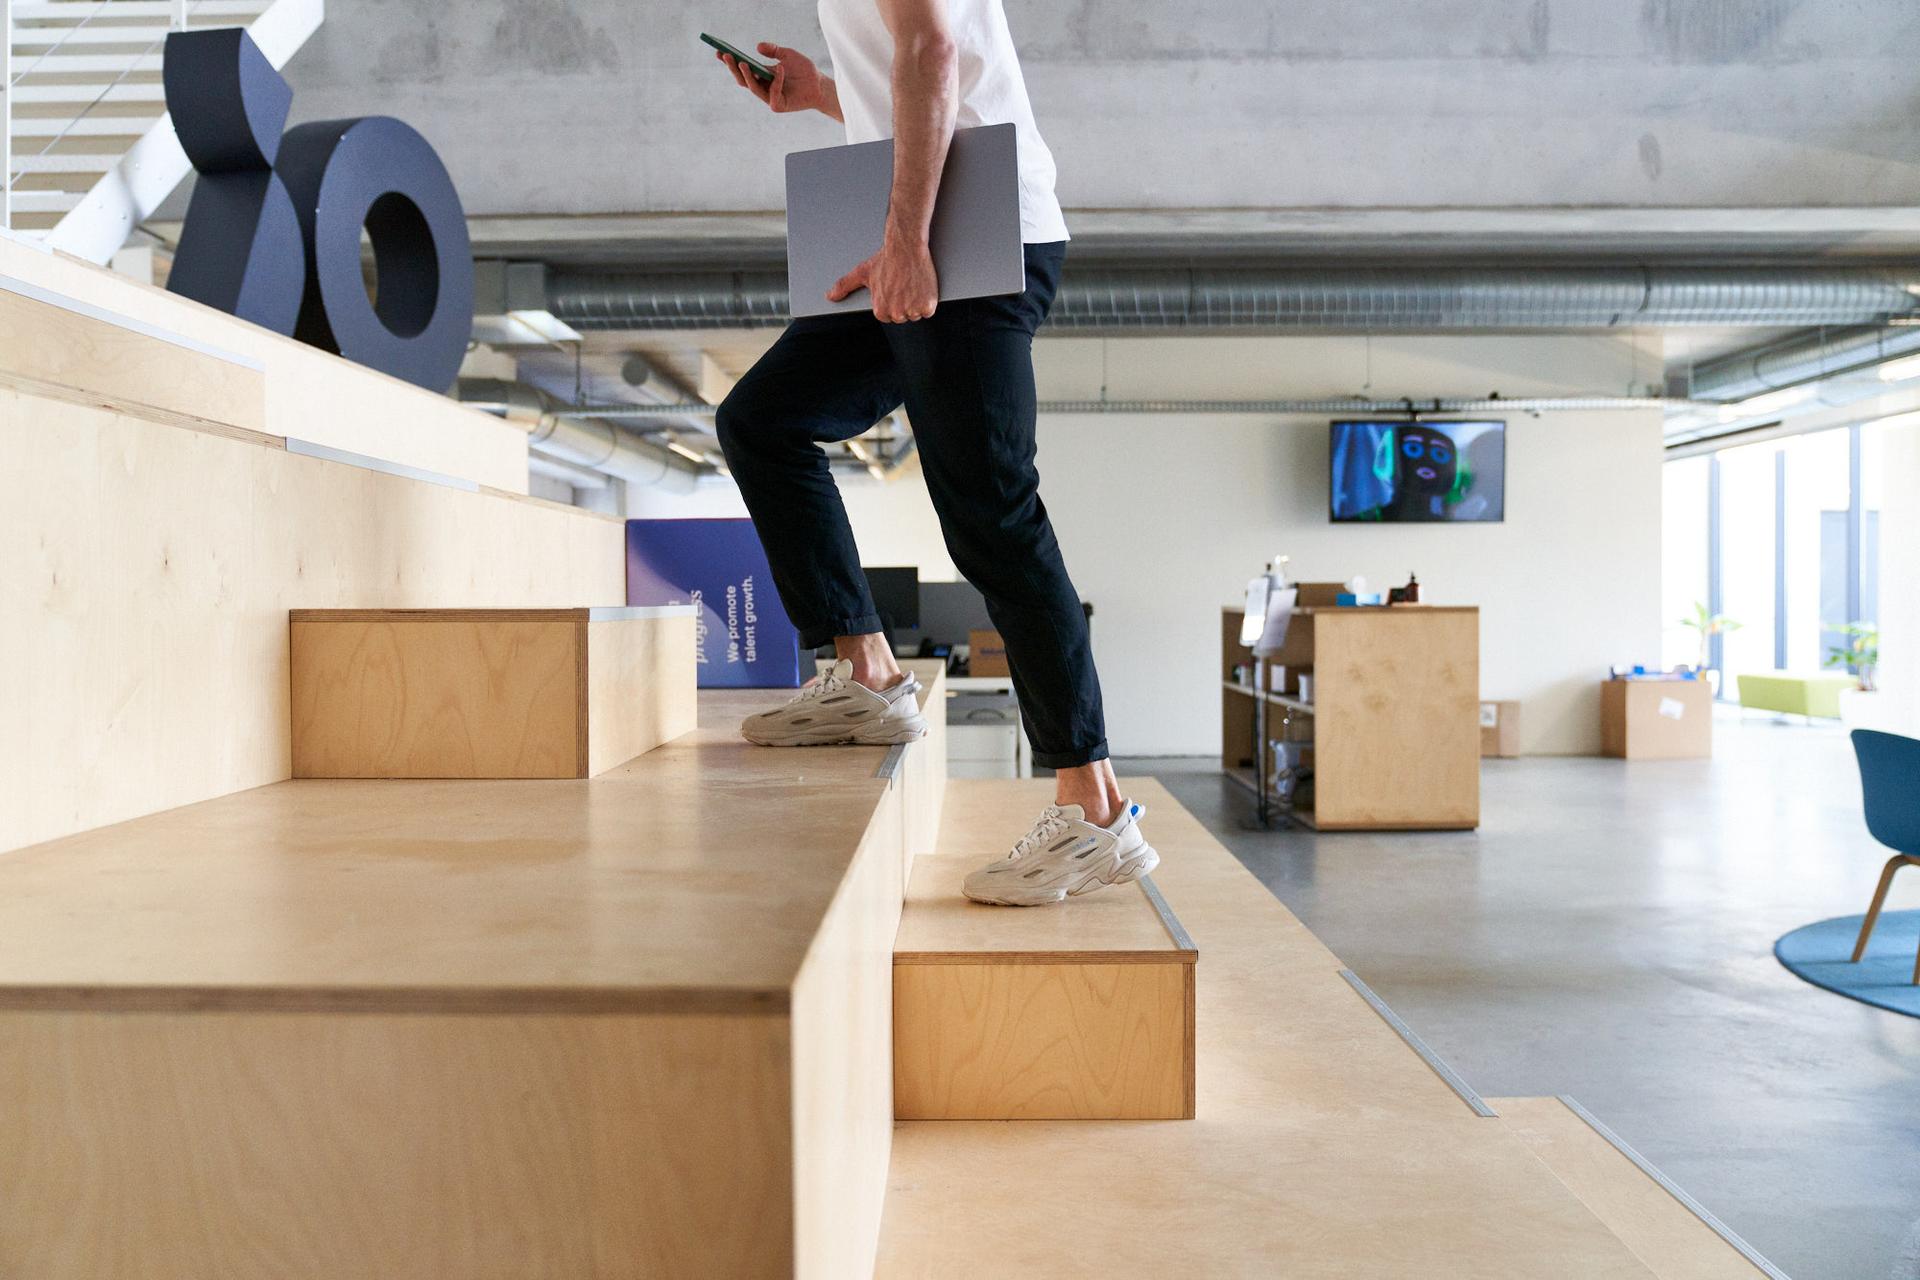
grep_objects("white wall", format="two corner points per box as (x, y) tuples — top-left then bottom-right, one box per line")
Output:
(629, 334), (1666, 756)
(1875, 418), (1920, 736)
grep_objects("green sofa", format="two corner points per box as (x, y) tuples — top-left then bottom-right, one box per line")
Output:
(1736, 671), (1856, 719)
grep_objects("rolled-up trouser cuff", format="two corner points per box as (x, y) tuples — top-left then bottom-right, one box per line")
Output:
(798, 613), (886, 651)
(1031, 741), (1110, 771)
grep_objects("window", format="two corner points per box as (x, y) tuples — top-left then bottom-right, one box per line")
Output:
(1715, 440), (1778, 685)
(1662, 457), (1710, 670)
(1779, 430), (1850, 674)
(1666, 423), (1876, 692)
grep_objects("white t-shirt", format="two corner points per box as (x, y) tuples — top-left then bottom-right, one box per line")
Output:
(816, 0), (1070, 244)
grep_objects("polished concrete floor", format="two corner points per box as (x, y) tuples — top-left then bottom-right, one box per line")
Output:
(1122, 715), (1920, 1280)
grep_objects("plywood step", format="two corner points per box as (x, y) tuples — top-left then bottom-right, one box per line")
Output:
(290, 606), (695, 779)
(0, 675), (945, 1279)
(893, 792), (1197, 1120)
(877, 780), (1666, 1277)
(1493, 1097), (1776, 1279)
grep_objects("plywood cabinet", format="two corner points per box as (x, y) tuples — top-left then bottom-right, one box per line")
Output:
(1222, 605), (1480, 830)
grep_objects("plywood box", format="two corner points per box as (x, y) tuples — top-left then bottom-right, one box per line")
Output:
(291, 607), (697, 778)
(1600, 679), (1712, 760)
(1480, 700), (1521, 757)
(894, 840), (1197, 1121)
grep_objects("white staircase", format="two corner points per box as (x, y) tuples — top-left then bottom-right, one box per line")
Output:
(3, 0), (323, 263)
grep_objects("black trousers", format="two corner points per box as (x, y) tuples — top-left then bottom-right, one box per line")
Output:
(715, 241), (1107, 769)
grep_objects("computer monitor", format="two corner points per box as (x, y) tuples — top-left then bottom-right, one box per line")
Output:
(862, 566), (920, 635)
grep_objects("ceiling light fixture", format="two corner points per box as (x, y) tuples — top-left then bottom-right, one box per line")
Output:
(664, 436), (708, 464)
(1716, 384), (1815, 422)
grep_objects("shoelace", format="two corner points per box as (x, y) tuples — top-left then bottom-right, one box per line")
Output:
(786, 668), (918, 707)
(1007, 805), (1070, 861)
(785, 667), (850, 705)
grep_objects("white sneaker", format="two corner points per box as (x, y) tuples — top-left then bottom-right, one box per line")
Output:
(741, 659), (928, 747)
(963, 800), (1160, 907)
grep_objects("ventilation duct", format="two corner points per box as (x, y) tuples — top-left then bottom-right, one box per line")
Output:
(1679, 324), (1920, 403)
(544, 265), (1920, 332)
(457, 379), (702, 494)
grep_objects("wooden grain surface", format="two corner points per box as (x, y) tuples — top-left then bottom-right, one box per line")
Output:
(1311, 608), (1481, 828)
(0, 387), (624, 853)
(0, 684), (948, 1280)
(791, 783), (907, 1280)
(895, 855), (1188, 960)
(0, 1008), (795, 1280)
(0, 235), (529, 492)
(586, 613), (698, 774)
(894, 786), (1196, 1120)
(0, 284), (265, 430)
(894, 960), (1193, 1120)
(877, 779), (1659, 1278)
(289, 611), (696, 779)
(900, 668), (948, 870)
(1494, 1097), (1766, 1279)
(291, 616), (587, 778)
(0, 691), (907, 1011)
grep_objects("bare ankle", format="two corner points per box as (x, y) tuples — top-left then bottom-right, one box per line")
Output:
(834, 633), (902, 691)
(1055, 761), (1125, 827)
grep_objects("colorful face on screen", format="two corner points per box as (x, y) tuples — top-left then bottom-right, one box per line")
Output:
(1329, 421), (1506, 523)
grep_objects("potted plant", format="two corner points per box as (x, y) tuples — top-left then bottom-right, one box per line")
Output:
(1679, 602), (1741, 695)
(1826, 621), (1881, 726)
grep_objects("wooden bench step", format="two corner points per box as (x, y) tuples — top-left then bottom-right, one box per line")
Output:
(878, 781), (1672, 1277)
(290, 607), (695, 779)
(892, 790), (1197, 1120)
(0, 674), (947, 1279)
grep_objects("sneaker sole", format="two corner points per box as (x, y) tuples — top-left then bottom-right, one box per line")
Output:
(964, 843), (1161, 908)
(742, 714), (929, 749)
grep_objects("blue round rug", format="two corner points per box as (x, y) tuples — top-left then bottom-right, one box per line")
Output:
(1775, 909), (1920, 1018)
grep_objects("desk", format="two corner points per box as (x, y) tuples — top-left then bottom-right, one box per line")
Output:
(1222, 605), (1480, 830)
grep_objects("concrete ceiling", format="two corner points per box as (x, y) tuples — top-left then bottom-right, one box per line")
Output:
(274, 0), (1920, 422)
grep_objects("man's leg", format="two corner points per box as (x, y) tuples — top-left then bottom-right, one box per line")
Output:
(883, 243), (1124, 823)
(715, 313), (906, 691)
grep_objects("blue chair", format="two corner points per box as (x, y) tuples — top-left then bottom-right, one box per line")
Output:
(1850, 729), (1920, 983)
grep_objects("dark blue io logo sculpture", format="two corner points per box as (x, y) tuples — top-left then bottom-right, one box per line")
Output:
(163, 29), (473, 393)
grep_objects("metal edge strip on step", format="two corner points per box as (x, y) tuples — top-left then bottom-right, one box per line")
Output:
(284, 438), (481, 493)
(1139, 873), (1196, 952)
(1338, 968), (1497, 1118)
(584, 605), (698, 622)
(875, 743), (907, 781)
(0, 272), (262, 371)
(1556, 1095), (1792, 1280)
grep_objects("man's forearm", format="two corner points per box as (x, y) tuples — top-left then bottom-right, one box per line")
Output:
(884, 28), (957, 246)
(817, 75), (844, 124)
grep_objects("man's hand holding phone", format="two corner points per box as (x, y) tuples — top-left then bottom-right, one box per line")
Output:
(706, 31), (923, 317)
(712, 40), (832, 118)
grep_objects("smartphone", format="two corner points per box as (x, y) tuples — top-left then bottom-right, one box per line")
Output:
(700, 33), (775, 84)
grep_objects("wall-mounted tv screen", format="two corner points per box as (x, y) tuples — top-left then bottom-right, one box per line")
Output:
(1329, 420), (1506, 523)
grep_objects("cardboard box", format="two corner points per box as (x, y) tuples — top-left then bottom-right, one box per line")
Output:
(1480, 700), (1521, 758)
(624, 518), (803, 688)
(1293, 581), (1345, 607)
(969, 629), (1009, 677)
(1600, 679), (1712, 759)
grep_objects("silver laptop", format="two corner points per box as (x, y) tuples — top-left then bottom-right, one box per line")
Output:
(785, 122), (1024, 319)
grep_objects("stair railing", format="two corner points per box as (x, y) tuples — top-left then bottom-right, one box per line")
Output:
(3, 0), (12, 232)
(7, 0), (322, 261)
